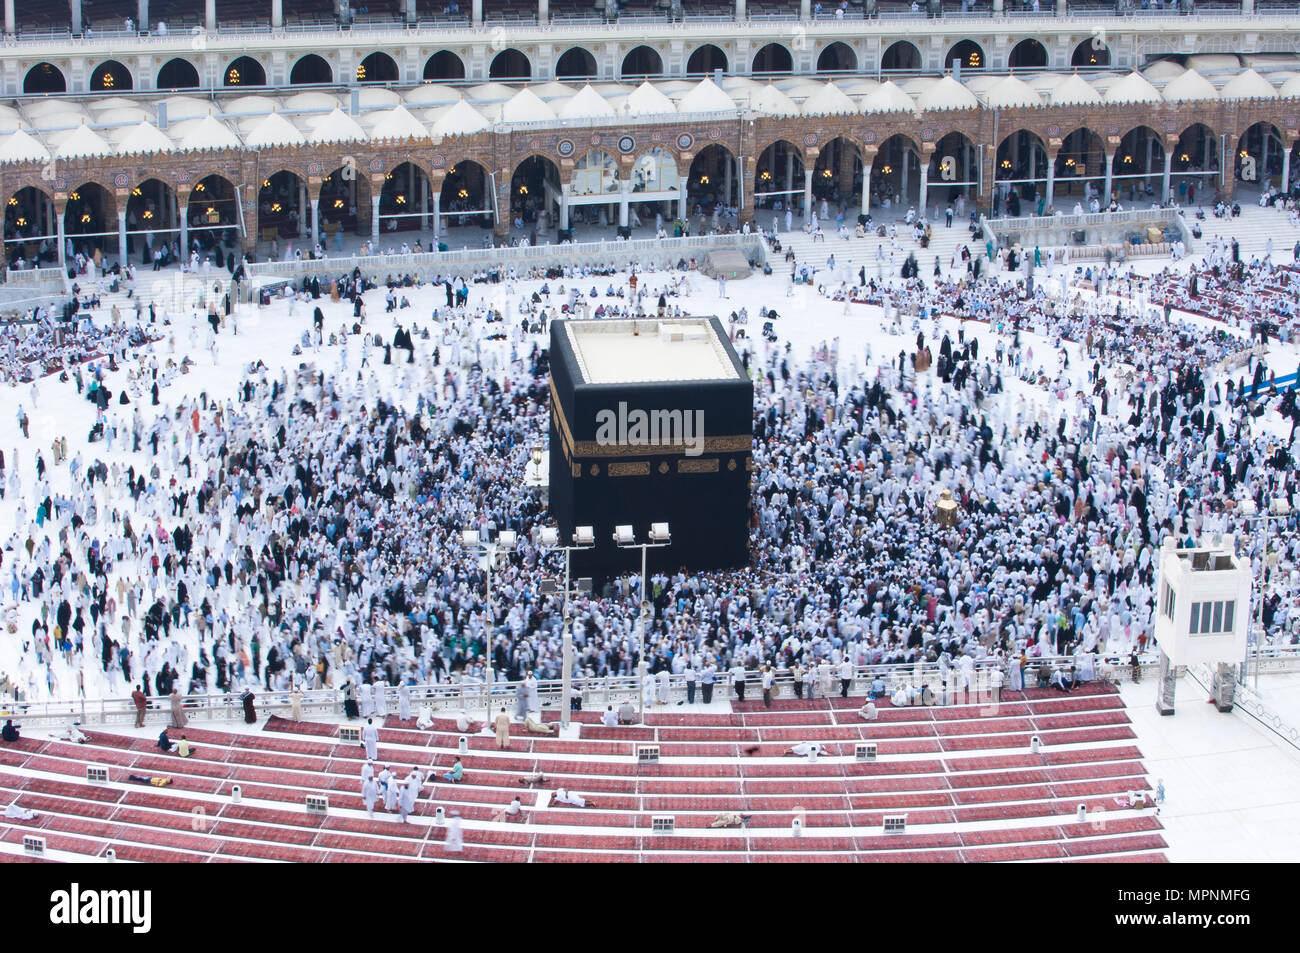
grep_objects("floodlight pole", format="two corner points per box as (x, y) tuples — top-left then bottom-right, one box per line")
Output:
(537, 528), (595, 727)
(561, 622), (574, 729)
(461, 530), (515, 723)
(483, 540), (497, 724)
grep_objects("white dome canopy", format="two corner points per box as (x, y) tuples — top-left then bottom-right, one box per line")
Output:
(860, 81), (915, 114)
(558, 84), (615, 120)
(532, 81), (578, 101)
(1142, 60), (1186, 82)
(307, 106), (367, 143)
(356, 87), (401, 108)
(915, 75), (978, 111)
(25, 99), (89, 118)
(801, 80), (857, 116)
(1103, 72), (1162, 104)
(465, 83), (520, 105)
(0, 127), (51, 163)
(404, 84), (464, 107)
(1219, 68), (1278, 100)
(174, 114), (241, 152)
(430, 99), (490, 137)
(369, 103), (428, 140)
(160, 96), (212, 122)
(223, 95), (281, 117)
(28, 106), (91, 131)
(115, 120), (174, 154)
(1187, 54), (1240, 73)
(282, 91), (341, 113)
(625, 81), (676, 116)
(678, 78), (735, 114)
(983, 74), (1043, 108)
(53, 121), (113, 159)
(1279, 74), (1300, 98)
(85, 96), (140, 113)
(243, 110), (305, 148)
(500, 87), (555, 123)
(95, 106), (154, 126)
(1048, 73), (1103, 106)
(1160, 68), (1219, 102)
(746, 83), (799, 116)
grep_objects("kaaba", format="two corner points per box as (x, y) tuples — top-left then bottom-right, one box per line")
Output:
(548, 317), (754, 580)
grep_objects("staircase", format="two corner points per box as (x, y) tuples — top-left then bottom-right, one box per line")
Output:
(1190, 201), (1300, 263)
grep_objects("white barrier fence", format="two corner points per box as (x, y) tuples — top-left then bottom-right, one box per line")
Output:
(0, 653), (1201, 730)
(247, 233), (768, 286)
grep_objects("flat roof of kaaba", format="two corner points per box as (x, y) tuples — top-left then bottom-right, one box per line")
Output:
(564, 318), (743, 384)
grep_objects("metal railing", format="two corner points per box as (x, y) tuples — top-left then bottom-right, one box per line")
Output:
(0, 653), (1158, 729)
(1185, 662), (1300, 752)
(5, 8), (1297, 53)
(246, 233), (768, 283)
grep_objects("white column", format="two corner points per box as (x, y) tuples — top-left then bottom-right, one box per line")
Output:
(618, 179), (630, 228)
(539, 0), (549, 20)
(736, 0), (745, 18)
(180, 205), (189, 253)
(560, 628), (573, 728)
(371, 195), (381, 240)
(138, 0), (148, 31)
(420, 178), (429, 231)
(406, 0), (416, 21)
(561, 184), (571, 229)
(1103, 150), (1114, 203)
(918, 164), (928, 221)
(432, 193), (441, 242)
(1055, 0), (1065, 11)
(1162, 150), (1173, 203)
(272, 0), (283, 27)
(802, 168), (813, 224)
(1241, 0), (1253, 12)
(861, 164), (871, 214)
(1045, 157), (1055, 212)
(205, 0), (216, 30)
(1282, 144), (1292, 197)
(992, 0), (1003, 10)
(311, 197), (320, 248)
(800, 0), (810, 17)
(4, 0), (15, 35)
(676, 177), (687, 221)
(118, 210), (127, 264)
(57, 213), (66, 266)
(71, 0), (82, 33)
(472, 0), (483, 25)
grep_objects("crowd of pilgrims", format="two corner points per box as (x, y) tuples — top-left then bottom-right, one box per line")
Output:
(5, 240), (1300, 706)
(0, 312), (156, 386)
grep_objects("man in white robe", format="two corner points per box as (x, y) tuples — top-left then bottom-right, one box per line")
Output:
(374, 682), (388, 717)
(361, 775), (380, 818)
(383, 770), (400, 812)
(361, 718), (379, 761)
(398, 683), (411, 721)
(398, 773), (418, 823)
(444, 812), (464, 852)
(358, 682), (374, 718)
